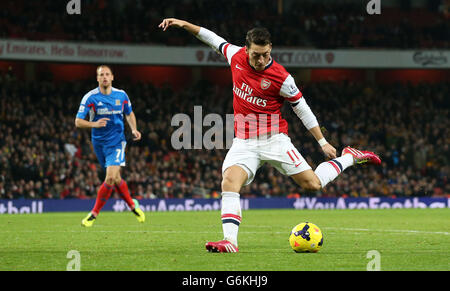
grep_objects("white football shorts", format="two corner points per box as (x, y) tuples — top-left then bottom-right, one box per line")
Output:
(222, 133), (312, 186)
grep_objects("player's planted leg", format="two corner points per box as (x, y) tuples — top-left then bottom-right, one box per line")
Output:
(206, 165), (247, 253)
(81, 181), (114, 227)
(81, 212), (96, 227)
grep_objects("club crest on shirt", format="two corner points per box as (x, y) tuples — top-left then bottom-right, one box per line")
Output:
(261, 78), (271, 90)
(115, 99), (121, 106)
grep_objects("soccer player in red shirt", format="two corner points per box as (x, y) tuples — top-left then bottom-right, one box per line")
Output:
(159, 18), (381, 253)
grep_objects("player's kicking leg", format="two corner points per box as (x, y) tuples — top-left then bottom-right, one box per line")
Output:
(341, 146), (381, 165)
(291, 146), (381, 192)
(205, 165), (248, 253)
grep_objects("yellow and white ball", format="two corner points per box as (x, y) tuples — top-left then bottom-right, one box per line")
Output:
(289, 222), (323, 253)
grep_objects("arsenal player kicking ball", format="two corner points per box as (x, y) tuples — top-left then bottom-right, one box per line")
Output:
(159, 18), (381, 253)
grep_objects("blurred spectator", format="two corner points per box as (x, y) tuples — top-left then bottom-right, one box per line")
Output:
(0, 0), (448, 49)
(0, 70), (448, 199)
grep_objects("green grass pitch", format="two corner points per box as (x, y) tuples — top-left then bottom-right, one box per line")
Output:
(0, 208), (448, 271)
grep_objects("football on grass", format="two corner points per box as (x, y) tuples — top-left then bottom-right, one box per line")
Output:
(289, 222), (323, 253)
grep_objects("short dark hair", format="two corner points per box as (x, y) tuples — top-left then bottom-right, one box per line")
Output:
(245, 27), (272, 48)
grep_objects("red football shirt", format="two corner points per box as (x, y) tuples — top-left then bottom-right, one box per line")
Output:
(221, 44), (303, 139)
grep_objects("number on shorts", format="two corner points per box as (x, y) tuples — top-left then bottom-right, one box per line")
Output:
(286, 149), (300, 162)
(115, 149), (121, 162)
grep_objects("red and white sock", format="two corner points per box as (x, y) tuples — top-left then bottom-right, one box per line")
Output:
(314, 154), (354, 188)
(221, 191), (241, 246)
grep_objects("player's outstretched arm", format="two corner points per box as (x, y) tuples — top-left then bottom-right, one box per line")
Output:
(159, 18), (200, 35)
(159, 18), (229, 54)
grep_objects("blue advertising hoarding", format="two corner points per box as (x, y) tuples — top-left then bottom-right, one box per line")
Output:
(0, 197), (448, 214)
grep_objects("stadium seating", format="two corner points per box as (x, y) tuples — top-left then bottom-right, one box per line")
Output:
(0, 0), (448, 48)
(0, 73), (448, 199)
(0, 0), (448, 199)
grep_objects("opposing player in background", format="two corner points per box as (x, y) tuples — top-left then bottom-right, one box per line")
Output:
(159, 19), (381, 252)
(75, 65), (145, 227)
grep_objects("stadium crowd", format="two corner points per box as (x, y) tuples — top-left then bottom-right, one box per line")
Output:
(0, 70), (448, 199)
(0, 0), (448, 49)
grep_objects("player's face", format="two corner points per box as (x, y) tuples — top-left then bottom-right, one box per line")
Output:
(246, 43), (272, 71)
(97, 67), (114, 88)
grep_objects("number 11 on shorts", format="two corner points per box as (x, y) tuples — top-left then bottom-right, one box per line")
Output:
(287, 149), (302, 167)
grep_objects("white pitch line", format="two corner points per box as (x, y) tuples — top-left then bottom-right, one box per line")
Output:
(324, 227), (450, 236)
(0, 227), (448, 236)
(241, 225), (450, 236)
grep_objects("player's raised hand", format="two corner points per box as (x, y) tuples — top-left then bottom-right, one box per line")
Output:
(321, 143), (337, 159)
(158, 18), (185, 31)
(94, 118), (109, 128)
